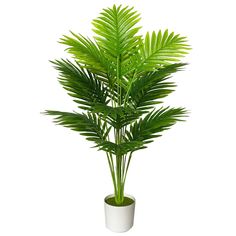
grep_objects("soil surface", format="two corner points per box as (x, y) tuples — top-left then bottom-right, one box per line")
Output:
(105, 196), (134, 206)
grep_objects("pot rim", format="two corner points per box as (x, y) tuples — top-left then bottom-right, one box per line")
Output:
(104, 194), (136, 208)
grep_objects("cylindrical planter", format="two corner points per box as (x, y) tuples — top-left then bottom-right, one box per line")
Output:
(104, 194), (135, 233)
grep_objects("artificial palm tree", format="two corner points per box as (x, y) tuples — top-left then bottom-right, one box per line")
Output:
(45, 4), (190, 206)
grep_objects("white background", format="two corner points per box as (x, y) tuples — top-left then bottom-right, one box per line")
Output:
(0, 0), (235, 235)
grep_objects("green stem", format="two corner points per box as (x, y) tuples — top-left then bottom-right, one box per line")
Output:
(114, 53), (125, 204)
(122, 152), (133, 187)
(124, 71), (137, 107)
(106, 152), (117, 196)
(115, 128), (124, 204)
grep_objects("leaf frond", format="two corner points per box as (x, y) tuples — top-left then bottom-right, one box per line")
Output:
(51, 59), (109, 109)
(136, 30), (190, 72)
(60, 32), (109, 76)
(127, 107), (188, 149)
(44, 110), (111, 145)
(129, 63), (187, 111)
(92, 5), (141, 58)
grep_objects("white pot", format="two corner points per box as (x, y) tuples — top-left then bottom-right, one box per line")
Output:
(104, 194), (135, 233)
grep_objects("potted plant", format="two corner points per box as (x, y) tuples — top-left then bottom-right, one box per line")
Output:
(44, 4), (190, 233)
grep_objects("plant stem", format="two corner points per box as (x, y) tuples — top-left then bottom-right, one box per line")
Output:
(115, 128), (124, 204)
(113, 53), (125, 204)
(106, 152), (117, 196)
(122, 152), (133, 187)
(124, 71), (137, 107)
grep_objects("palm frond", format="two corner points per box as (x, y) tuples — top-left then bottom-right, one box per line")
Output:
(92, 4), (142, 81)
(92, 5), (141, 58)
(136, 30), (190, 72)
(51, 59), (109, 110)
(129, 63), (187, 112)
(44, 110), (111, 145)
(127, 107), (188, 149)
(60, 32), (109, 76)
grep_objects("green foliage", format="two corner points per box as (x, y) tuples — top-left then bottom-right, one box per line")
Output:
(44, 110), (110, 144)
(92, 5), (141, 63)
(127, 107), (188, 147)
(45, 4), (190, 205)
(137, 30), (190, 72)
(98, 140), (143, 156)
(129, 63), (187, 111)
(91, 103), (142, 129)
(51, 59), (109, 110)
(60, 32), (109, 76)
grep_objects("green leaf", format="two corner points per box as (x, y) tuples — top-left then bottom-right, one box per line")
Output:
(60, 32), (109, 76)
(44, 110), (111, 145)
(51, 59), (109, 110)
(136, 30), (190, 72)
(129, 63), (187, 111)
(127, 107), (188, 148)
(92, 5), (142, 81)
(92, 5), (141, 58)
